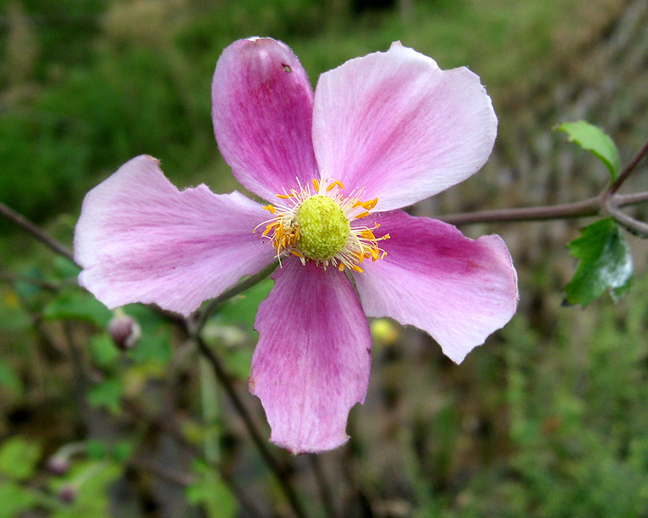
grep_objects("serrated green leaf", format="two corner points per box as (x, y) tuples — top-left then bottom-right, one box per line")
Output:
(557, 121), (620, 181)
(564, 218), (632, 306)
(87, 378), (123, 414)
(0, 436), (43, 481)
(43, 289), (112, 327)
(186, 461), (237, 518)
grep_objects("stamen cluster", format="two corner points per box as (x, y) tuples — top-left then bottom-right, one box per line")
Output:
(259, 179), (389, 272)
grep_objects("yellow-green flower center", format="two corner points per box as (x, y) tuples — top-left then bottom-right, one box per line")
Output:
(296, 195), (350, 261)
(258, 178), (389, 272)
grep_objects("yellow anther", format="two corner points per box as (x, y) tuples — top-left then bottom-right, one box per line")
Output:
(338, 263), (346, 271)
(356, 211), (370, 219)
(326, 180), (345, 192)
(263, 205), (276, 214)
(291, 250), (303, 258)
(354, 198), (378, 210)
(312, 178), (320, 191)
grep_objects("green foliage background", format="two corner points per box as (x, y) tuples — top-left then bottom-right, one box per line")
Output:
(1, 0), (647, 516)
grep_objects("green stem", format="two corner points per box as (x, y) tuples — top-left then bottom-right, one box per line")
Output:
(199, 355), (221, 464)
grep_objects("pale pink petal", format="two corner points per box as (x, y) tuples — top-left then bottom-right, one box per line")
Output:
(313, 42), (497, 211)
(212, 38), (318, 201)
(353, 211), (517, 363)
(250, 259), (372, 454)
(74, 155), (276, 316)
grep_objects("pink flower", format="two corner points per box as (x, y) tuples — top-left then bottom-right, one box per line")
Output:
(75, 38), (518, 454)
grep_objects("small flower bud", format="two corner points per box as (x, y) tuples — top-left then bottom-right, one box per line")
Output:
(58, 484), (77, 503)
(108, 311), (141, 350)
(46, 456), (70, 475)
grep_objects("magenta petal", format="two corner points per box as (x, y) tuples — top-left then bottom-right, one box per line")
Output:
(212, 38), (318, 201)
(353, 211), (518, 363)
(74, 155), (276, 316)
(250, 259), (372, 454)
(313, 43), (497, 211)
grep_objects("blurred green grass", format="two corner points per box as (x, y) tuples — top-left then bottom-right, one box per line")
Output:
(0, 0), (585, 223)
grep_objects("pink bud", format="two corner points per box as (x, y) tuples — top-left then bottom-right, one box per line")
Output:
(46, 456), (69, 475)
(59, 485), (77, 503)
(108, 313), (141, 350)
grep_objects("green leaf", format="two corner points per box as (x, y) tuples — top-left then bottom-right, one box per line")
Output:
(218, 278), (273, 329)
(0, 436), (42, 481)
(557, 121), (620, 181)
(0, 360), (24, 395)
(186, 461), (237, 518)
(51, 461), (123, 518)
(54, 256), (82, 280)
(90, 333), (121, 369)
(564, 218), (633, 306)
(0, 482), (39, 518)
(43, 289), (112, 327)
(128, 331), (171, 365)
(86, 439), (108, 461)
(111, 441), (133, 463)
(87, 378), (123, 414)
(220, 347), (253, 380)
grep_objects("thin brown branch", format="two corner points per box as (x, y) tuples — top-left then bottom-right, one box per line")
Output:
(441, 191), (648, 226)
(193, 334), (308, 518)
(0, 202), (76, 264)
(441, 195), (602, 226)
(129, 457), (195, 486)
(609, 135), (648, 195)
(604, 199), (648, 237)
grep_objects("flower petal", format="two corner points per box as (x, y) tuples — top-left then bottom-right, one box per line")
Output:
(313, 42), (497, 211)
(212, 38), (318, 201)
(250, 259), (372, 454)
(353, 211), (517, 363)
(75, 155), (276, 315)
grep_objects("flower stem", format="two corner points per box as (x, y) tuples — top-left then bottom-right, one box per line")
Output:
(441, 191), (648, 226)
(199, 355), (221, 464)
(194, 334), (308, 518)
(0, 202), (76, 264)
(609, 136), (648, 195)
(308, 454), (337, 518)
